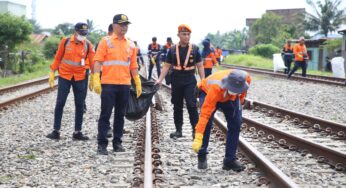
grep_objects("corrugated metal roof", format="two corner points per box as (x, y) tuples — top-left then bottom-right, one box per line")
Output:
(31, 34), (48, 44)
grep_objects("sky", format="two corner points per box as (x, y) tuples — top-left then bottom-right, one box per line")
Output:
(11, 0), (346, 48)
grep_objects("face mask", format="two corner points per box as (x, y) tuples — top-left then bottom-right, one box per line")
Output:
(228, 90), (239, 96)
(76, 34), (86, 41)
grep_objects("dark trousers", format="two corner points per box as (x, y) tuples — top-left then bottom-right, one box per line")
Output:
(204, 68), (212, 78)
(53, 77), (86, 131)
(171, 73), (198, 134)
(83, 69), (89, 109)
(283, 56), (292, 74)
(288, 61), (307, 78)
(148, 57), (161, 79)
(97, 84), (130, 147)
(198, 92), (242, 163)
(217, 58), (221, 65)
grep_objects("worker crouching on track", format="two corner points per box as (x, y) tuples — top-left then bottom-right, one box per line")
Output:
(92, 14), (141, 155)
(155, 24), (205, 139)
(192, 69), (251, 170)
(47, 22), (95, 140)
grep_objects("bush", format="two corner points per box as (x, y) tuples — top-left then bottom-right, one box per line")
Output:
(249, 44), (280, 59)
(43, 36), (61, 58)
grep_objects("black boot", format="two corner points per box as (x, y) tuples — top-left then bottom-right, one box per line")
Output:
(198, 155), (208, 169)
(170, 131), (182, 138)
(46, 130), (60, 140)
(222, 159), (245, 172)
(97, 145), (108, 155)
(113, 142), (125, 152)
(72, 131), (89, 141)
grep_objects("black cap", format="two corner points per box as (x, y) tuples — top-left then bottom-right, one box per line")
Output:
(74, 22), (88, 36)
(221, 70), (249, 94)
(152, 37), (157, 42)
(167, 37), (172, 42)
(113, 14), (131, 24)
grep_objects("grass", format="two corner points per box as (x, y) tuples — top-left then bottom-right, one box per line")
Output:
(223, 54), (334, 77)
(0, 59), (52, 88)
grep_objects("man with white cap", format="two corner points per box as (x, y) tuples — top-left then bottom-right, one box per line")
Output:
(192, 69), (251, 170)
(288, 36), (309, 78)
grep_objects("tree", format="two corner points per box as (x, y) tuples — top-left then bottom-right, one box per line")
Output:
(0, 13), (33, 50)
(305, 0), (346, 37)
(52, 23), (75, 36)
(250, 12), (284, 44)
(28, 19), (42, 34)
(204, 28), (248, 50)
(86, 19), (95, 32)
(87, 29), (107, 45)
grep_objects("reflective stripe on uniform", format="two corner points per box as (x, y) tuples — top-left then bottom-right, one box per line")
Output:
(204, 58), (212, 60)
(62, 59), (82, 66)
(206, 79), (223, 88)
(65, 38), (88, 55)
(103, 60), (130, 67)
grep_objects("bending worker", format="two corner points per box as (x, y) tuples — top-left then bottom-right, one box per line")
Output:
(47, 22), (95, 140)
(156, 24), (205, 139)
(92, 14), (141, 155)
(192, 69), (251, 171)
(288, 37), (309, 78)
(148, 37), (161, 80)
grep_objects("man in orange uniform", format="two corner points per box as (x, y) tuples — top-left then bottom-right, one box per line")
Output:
(148, 37), (161, 80)
(215, 46), (223, 65)
(47, 22), (95, 140)
(202, 39), (218, 77)
(288, 37), (309, 78)
(93, 14), (142, 155)
(156, 24), (205, 139)
(192, 69), (251, 170)
(282, 40), (294, 74)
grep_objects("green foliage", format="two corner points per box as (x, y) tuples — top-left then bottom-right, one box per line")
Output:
(0, 13), (33, 50)
(43, 36), (61, 59)
(249, 44), (280, 58)
(14, 41), (45, 73)
(322, 38), (342, 52)
(305, 0), (346, 37)
(86, 19), (95, 32)
(87, 29), (107, 46)
(28, 19), (42, 34)
(52, 23), (74, 36)
(205, 28), (247, 50)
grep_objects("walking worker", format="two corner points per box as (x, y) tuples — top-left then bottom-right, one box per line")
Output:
(288, 37), (309, 78)
(134, 41), (144, 70)
(47, 22), (95, 140)
(155, 24), (205, 139)
(148, 37), (161, 80)
(202, 39), (219, 78)
(92, 14), (142, 155)
(215, 46), (223, 65)
(162, 37), (174, 85)
(282, 40), (294, 74)
(192, 69), (251, 170)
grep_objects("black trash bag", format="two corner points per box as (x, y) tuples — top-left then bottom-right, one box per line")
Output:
(125, 76), (159, 121)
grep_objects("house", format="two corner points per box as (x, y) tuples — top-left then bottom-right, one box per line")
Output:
(31, 34), (48, 44)
(0, 0), (26, 17)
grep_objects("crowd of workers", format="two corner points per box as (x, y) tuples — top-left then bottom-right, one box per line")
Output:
(44, 13), (262, 172)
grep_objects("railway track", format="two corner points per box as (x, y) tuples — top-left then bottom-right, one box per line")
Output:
(222, 64), (346, 86)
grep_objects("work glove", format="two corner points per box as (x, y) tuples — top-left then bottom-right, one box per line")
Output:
(151, 57), (156, 65)
(88, 73), (94, 91)
(93, 73), (102, 94)
(48, 71), (55, 88)
(133, 75), (142, 98)
(192, 133), (203, 153)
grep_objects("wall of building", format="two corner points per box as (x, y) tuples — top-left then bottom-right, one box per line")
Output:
(0, 1), (26, 17)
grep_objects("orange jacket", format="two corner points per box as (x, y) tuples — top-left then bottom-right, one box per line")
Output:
(215, 49), (222, 58)
(203, 52), (218, 68)
(195, 69), (251, 134)
(50, 35), (95, 81)
(293, 44), (307, 61)
(94, 34), (138, 85)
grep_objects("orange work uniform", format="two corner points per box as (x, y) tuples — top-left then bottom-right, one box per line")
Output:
(195, 69), (251, 135)
(94, 35), (138, 85)
(203, 52), (218, 69)
(293, 44), (308, 62)
(50, 35), (95, 81)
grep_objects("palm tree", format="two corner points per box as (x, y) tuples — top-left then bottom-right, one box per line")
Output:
(86, 19), (95, 32)
(305, 0), (346, 37)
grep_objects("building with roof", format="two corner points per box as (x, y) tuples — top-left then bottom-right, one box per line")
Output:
(0, 0), (26, 17)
